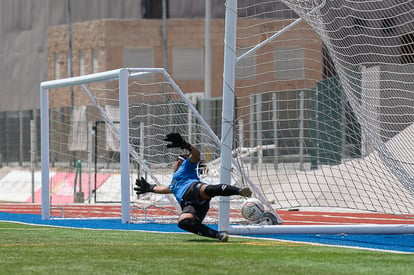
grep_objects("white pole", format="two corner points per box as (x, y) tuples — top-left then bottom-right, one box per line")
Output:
(205, 0), (212, 98)
(238, 118), (244, 149)
(30, 120), (36, 203)
(256, 94), (263, 165)
(299, 91), (305, 171)
(236, 18), (303, 63)
(249, 95), (255, 169)
(66, 0), (73, 79)
(162, 0), (168, 71)
(229, 224), (414, 235)
(188, 107), (192, 144)
(41, 69), (121, 89)
(66, 0), (74, 123)
(87, 121), (93, 203)
(139, 121), (145, 176)
(272, 93), (279, 169)
(19, 112), (23, 166)
(219, 0), (237, 232)
(119, 69), (131, 223)
(40, 87), (50, 220)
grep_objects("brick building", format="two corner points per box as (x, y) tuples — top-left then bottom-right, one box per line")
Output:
(46, 18), (323, 108)
(45, 18), (324, 164)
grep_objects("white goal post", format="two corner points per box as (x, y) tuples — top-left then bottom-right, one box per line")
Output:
(40, 69), (135, 222)
(40, 68), (217, 223)
(40, 67), (280, 224)
(220, 0), (414, 234)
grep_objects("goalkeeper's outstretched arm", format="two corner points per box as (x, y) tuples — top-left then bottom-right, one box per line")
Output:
(164, 132), (200, 163)
(135, 133), (200, 197)
(187, 144), (200, 164)
(152, 185), (171, 194)
(134, 177), (171, 195)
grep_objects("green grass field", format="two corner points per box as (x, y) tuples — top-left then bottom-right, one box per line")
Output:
(0, 221), (413, 275)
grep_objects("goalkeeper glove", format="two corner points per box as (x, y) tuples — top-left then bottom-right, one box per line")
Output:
(164, 133), (191, 150)
(134, 177), (156, 195)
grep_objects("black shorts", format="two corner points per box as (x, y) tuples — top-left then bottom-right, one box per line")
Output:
(180, 182), (210, 222)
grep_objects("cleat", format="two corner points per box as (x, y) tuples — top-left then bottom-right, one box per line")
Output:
(239, 186), (252, 197)
(217, 231), (229, 242)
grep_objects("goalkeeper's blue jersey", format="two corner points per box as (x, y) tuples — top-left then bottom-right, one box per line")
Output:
(169, 158), (199, 205)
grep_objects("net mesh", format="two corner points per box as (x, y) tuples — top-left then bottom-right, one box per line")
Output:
(46, 70), (247, 222)
(233, 0), (414, 215)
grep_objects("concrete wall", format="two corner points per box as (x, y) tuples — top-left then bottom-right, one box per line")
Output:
(0, 0), (228, 112)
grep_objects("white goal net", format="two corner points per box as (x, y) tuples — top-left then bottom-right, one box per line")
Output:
(40, 68), (253, 223)
(227, 0), (414, 229)
(39, 1), (414, 233)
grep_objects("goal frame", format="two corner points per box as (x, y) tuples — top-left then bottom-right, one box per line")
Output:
(220, 0), (414, 235)
(41, 69), (131, 222)
(40, 68), (225, 223)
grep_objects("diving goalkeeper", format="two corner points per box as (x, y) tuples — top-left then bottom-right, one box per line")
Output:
(134, 133), (252, 242)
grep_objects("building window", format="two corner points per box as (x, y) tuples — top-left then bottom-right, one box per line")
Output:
(79, 50), (86, 76)
(173, 48), (203, 80)
(274, 47), (304, 80)
(236, 48), (256, 80)
(55, 53), (61, 79)
(123, 48), (154, 68)
(67, 53), (72, 77)
(93, 49), (99, 73)
(124, 48), (154, 80)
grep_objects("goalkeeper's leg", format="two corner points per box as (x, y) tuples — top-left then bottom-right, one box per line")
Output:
(178, 216), (217, 237)
(178, 205), (229, 242)
(202, 184), (252, 199)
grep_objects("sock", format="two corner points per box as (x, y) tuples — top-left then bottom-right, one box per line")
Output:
(178, 218), (218, 238)
(204, 184), (240, 198)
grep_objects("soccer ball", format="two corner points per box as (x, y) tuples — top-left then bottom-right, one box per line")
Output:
(241, 198), (265, 222)
(261, 211), (280, 225)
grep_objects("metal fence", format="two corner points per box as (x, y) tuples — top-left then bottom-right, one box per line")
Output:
(0, 110), (40, 167)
